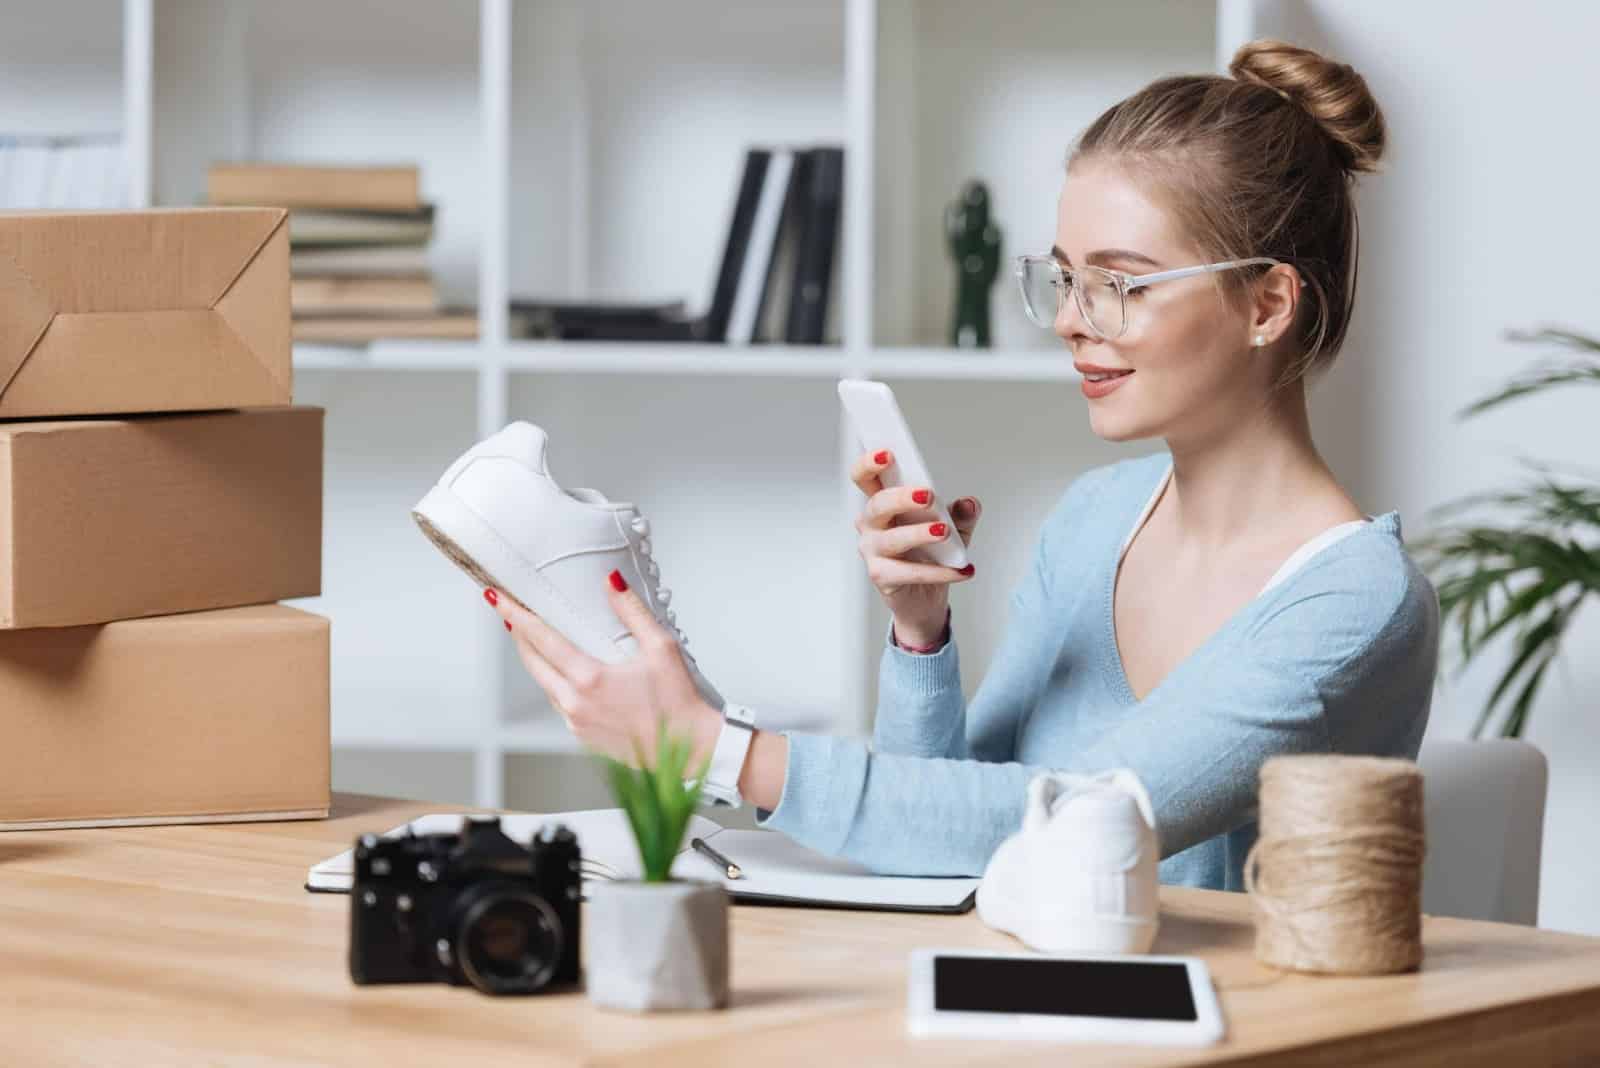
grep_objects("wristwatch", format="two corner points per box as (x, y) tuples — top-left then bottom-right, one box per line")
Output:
(699, 703), (757, 807)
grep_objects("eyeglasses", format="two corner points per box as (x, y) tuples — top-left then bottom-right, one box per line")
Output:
(1013, 255), (1284, 340)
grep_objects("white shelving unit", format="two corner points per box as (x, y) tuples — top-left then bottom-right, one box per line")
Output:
(19, 0), (1247, 807)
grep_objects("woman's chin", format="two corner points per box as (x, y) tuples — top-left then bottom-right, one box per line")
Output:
(1086, 405), (1156, 443)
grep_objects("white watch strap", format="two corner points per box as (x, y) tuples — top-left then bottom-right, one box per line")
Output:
(702, 703), (756, 807)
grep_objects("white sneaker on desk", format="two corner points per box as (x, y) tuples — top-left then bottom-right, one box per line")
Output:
(411, 421), (723, 711)
(976, 769), (1160, 955)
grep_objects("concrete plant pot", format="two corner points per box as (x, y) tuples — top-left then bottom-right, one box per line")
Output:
(585, 879), (729, 1012)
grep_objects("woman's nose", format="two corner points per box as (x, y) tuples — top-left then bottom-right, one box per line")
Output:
(1053, 286), (1099, 345)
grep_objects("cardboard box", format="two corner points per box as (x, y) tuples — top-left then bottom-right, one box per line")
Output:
(0, 605), (329, 830)
(0, 207), (290, 418)
(0, 407), (323, 628)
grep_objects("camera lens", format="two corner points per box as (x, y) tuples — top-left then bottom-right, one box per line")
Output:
(454, 886), (564, 995)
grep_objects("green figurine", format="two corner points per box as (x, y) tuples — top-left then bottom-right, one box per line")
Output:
(945, 180), (1003, 348)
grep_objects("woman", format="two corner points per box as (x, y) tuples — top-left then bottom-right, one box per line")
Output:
(489, 39), (1440, 891)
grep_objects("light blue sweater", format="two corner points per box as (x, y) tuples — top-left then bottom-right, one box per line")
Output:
(758, 453), (1440, 891)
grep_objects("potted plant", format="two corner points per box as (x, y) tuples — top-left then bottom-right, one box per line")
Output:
(1414, 327), (1600, 738)
(584, 724), (729, 1012)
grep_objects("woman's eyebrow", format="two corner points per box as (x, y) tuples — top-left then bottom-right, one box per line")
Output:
(1050, 244), (1162, 269)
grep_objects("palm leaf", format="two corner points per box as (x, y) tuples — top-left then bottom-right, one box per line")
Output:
(1459, 328), (1600, 418)
(1418, 331), (1600, 737)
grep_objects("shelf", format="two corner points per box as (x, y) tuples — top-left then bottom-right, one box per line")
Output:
(502, 341), (853, 377)
(866, 348), (1079, 381)
(294, 342), (483, 372)
(294, 340), (1079, 382)
(500, 721), (584, 755)
(332, 727), (485, 752)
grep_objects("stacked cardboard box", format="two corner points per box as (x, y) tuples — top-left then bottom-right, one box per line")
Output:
(0, 207), (331, 829)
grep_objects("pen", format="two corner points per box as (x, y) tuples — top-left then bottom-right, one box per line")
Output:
(691, 837), (744, 880)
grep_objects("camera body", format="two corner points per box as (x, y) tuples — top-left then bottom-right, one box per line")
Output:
(349, 816), (582, 994)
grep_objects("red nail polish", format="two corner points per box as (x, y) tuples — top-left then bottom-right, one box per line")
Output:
(483, 588), (498, 606)
(874, 450), (889, 465)
(959, 564), (976, 576)
(608, 569), (628, 592)
(504, 620), (513, 631)
(929, 522), (948, 538)
(912, 489), (930, 505)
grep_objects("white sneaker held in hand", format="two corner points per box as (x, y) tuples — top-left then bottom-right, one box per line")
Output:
(976, 769), (1160, 955)
(411, 421), (723, 711)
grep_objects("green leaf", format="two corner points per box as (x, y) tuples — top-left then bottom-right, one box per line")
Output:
(1459, 327), (1600, 418)
(594, 717), (710, 883)
(1473, 606), (1566, 738)
(1499, 653), (1555, 740)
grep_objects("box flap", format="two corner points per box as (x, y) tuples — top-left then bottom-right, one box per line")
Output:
(0, 246), (58, 400)
(0, 208), (289, 406)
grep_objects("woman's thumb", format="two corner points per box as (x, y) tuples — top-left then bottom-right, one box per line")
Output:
(952, 496), (981, 546)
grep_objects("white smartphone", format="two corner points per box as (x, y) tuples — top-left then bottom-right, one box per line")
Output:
(837, 378), (969, 570)
(906, 948), (1226, 1046)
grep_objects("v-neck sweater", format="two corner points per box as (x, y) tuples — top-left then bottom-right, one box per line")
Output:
(757, 452), (1441, 891)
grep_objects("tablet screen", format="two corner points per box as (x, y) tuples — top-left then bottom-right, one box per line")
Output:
(932, 956), (1198, 1021)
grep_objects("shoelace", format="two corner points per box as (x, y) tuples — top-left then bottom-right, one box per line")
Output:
(628, 513), (688, 648)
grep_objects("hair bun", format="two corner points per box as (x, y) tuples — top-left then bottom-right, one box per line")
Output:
(1229, 39), (1386, 174)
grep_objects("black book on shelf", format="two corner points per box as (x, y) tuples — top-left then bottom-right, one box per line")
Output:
(509, 149), (771, 343)
(700, 147), (771, 343)
(752, 148), (814, 344)
(786, 146), (843, 345)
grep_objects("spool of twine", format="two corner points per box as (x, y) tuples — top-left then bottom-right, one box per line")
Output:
(1243, 754), (1426, 975)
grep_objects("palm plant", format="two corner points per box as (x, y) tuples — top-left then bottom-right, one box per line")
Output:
(1413, 328), (1600, 738)
(599, 723), (709, 882)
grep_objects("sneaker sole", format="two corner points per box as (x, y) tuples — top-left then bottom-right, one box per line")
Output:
(412, 483), (626, 664)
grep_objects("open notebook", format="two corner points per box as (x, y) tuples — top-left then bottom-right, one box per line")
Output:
(307, 809), (977, 913)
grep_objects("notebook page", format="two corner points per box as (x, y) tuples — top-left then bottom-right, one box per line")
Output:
(678, 828), (980, 909)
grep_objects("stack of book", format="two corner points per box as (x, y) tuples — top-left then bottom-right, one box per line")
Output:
(514, 145), (843, 346)
(0, 207), (329, 830)
(208, 162), (473, 344)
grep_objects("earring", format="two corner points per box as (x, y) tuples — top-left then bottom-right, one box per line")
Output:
(1253, 334), (1266, 347)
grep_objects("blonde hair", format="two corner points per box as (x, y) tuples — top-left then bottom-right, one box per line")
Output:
(1070, 39), (1387, 387)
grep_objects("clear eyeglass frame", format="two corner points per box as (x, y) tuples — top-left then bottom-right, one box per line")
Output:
(1013, 255), (1285, 340)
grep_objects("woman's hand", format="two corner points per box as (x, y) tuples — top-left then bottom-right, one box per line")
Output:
(486, 573), (723, 769)
(850, 448), (981, 646)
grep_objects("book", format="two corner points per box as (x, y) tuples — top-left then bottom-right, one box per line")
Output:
(287, 206), (434, 247)
(306, 809), (979, 913)
(208, 163), (421, 213)
(291, 245), (431, 277)
(753, 148), (814, 343)
(292, 312), (479, 344)
(291, 276), (439, 316)
(701, 148), (772, 343)
(725, 148), (794, 345)
(787, 146), (844, 345)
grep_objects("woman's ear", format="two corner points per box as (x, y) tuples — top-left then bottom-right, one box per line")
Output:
(1250, 263), (1300, 346)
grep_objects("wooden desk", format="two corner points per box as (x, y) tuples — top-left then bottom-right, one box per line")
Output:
(5, 794), (1600, 1066)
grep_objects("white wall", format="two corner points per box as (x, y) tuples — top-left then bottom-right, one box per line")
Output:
(1260, 1), (1600, 934)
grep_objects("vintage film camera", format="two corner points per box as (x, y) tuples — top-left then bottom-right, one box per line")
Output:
(349, 816), (581, 995)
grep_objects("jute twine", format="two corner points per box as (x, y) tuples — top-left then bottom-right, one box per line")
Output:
(1243, 754), (1426, 975)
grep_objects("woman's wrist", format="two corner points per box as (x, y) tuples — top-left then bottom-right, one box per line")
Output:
(737, 729), (787, 811)
(892, 606), (952, 654)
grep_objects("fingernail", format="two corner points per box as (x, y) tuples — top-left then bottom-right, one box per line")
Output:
(608, 569), (628, 592)
(929, 522), (948, 538)
(874, 450), (889, 465)
(912, 489), (930, 505)
(504, 620), (513, 631)
(483, 588), (498, 606)
(959, 564), (976, 576)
